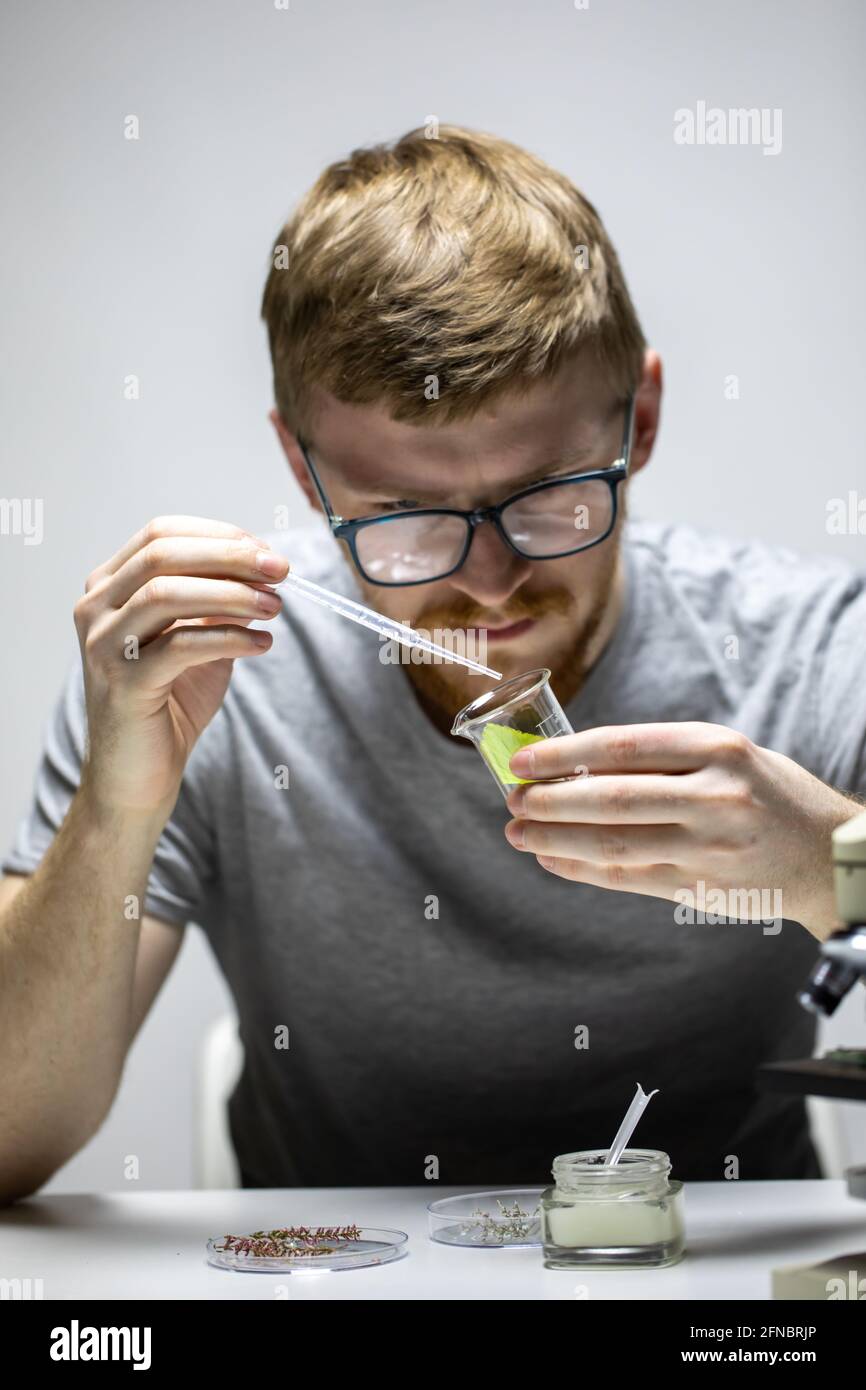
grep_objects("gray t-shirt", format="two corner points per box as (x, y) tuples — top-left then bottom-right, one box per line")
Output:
(5, 518), (866, 1185)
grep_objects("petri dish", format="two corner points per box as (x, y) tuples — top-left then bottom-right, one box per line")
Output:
(427, 1189), (545, 1247)
(206, 1225), (408, 1273)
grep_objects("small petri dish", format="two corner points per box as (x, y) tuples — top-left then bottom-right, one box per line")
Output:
(428, 1189), (544, 1247)
(206, 1226), (408, 1273)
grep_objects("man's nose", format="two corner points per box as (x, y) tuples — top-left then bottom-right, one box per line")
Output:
(446, 518), (532, 606)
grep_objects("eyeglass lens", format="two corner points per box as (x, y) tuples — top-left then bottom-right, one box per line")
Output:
(354, 477), (614, 582)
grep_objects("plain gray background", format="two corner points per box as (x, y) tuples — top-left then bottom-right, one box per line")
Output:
(1, 0), (865, 1192)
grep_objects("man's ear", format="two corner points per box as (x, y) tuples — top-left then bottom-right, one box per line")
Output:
(268, 408), (322, 514)
(628, 349), (663, 478)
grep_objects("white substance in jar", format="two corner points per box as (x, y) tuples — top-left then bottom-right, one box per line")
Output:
(541, 1148), (686, 1269)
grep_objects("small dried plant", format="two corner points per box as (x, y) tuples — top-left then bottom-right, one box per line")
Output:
(461, 1199), (540, 1243)
(214, 1225), (364, 1258)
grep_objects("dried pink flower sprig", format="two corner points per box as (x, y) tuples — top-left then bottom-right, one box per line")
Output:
(215, 1225), (363, 1258)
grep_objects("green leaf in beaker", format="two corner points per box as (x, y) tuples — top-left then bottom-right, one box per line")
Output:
(480, 723), (544, 784)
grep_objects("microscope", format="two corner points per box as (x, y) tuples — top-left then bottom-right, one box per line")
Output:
(759, 808), (866, 1195)
(798, 809), (866, 1022)
(758, 809), (866, 1297)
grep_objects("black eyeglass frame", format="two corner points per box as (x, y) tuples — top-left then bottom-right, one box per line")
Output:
(296, 393), (636, 588)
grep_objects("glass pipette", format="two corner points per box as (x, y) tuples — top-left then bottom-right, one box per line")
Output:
(275, 571), (503, 681)
(605, 1082), (659, 1165)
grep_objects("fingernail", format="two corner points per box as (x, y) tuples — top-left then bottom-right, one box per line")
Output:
(537, 856), (556, 870)
(510, 748), (534, 775)
(505, 820), (525, 848)
(251, 629), (271, 646)
(507, 787), (526, 813)
(256, 588), (282, 611)
(257, 550), (287, 577)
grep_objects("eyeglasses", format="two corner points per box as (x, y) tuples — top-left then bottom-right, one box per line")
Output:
(297, 394), (635, 587)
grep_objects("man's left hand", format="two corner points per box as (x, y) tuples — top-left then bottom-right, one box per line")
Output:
(503, 722), (861, 940)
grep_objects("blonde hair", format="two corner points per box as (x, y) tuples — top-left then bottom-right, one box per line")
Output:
(261, 124), (645, 436)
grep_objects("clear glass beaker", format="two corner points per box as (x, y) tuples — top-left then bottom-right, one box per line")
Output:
(450, 667), (574, 798)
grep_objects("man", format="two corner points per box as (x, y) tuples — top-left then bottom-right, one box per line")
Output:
(1, 125), (863, 1201)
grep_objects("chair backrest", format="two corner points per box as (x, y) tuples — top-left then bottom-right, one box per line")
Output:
(193, 1012), (245, 1188)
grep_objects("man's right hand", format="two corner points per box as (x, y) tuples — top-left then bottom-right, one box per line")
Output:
(73, 515), (289, 819)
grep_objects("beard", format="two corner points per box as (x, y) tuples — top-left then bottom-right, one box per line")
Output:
(401, 535), (622, 733)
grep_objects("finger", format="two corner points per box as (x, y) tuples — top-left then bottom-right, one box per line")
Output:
(133, 623), (273, 685)
(102, 536), (289, 607)
(534, 855), (676, 896)
(87, 517), (275, 589)
(505, 772), (697, 824)
(96, 577), (283, 653)
(509, 722), (748, 780)
(505, 818), (690, 864)
(189, 613), (258, 628)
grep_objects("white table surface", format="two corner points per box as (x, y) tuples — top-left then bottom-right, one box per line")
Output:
(2, 1181), (865, 1300)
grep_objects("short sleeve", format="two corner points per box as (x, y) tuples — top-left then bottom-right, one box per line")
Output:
(814, 572), (866, 798)
(2, 654), (215, 926)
